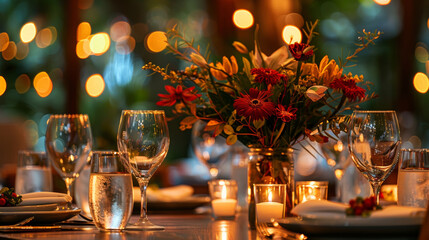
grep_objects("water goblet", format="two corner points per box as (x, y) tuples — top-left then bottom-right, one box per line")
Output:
(191, 120), (229, 179)
(45, 114), (93, 199)
(348, 110), (401, 205)
(117, 110), (169, 230)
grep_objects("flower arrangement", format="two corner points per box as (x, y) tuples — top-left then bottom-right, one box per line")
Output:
(143, 21), (380, 149)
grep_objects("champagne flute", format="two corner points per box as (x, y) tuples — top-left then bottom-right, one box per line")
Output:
(117, 110), (169, 230)
(45, 114), (93, 199)
(191, 120), (229, 179)
(348, 110), (401, 205)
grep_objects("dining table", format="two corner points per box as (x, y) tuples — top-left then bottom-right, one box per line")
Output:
(0, 210), (423, 240)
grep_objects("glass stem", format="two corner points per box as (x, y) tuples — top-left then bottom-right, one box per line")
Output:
(138, 178), (149, 221)
(371, 181), (382, 205)
(64, 177), (74, 198)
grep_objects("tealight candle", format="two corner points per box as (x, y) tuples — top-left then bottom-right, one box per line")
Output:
(208, 180), (238, 219)
(254, 184), (287, 223)
(296, 181), (328, 204)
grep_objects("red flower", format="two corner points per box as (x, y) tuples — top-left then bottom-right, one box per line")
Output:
(157, 85), (201, 106)
(276, 105), (297, 122)
(0, 198), (5, 206)
(233, 88), (275, 120)
(288, 43), (313, 61)
(329, 77), (366, 102)
(250, 68), (287, 85)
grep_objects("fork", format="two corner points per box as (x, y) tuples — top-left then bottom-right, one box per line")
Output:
(256, 222), (307, 240)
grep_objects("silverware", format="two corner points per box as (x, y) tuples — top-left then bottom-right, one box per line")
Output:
(256, 221), (307, 240)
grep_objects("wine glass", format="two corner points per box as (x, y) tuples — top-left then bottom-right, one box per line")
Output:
(45, 114), (93, 199)
(348, 110), (401, 205)
(117, 110), (169, 230)
(191, 120), (229, 180)
(320, 132), (351, 202)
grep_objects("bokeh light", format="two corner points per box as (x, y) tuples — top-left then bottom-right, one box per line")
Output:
(0, 32), (9, 52)
(373, 0), (391, 6)
(89, 32), (110, 55)
(15, 74), (31, 94)
(34, 71), (53, 98)
(413, 72), (429, 93)
(36, 28), (53, 48)
(85, 74), (105, 97)
(20, 22), (37, 43)
(2, 41), (17, 60)
(282, 25), (302, 44)
(116, 36), (135, 54)
(415, 45), (428, 63)
(232, 9), (254, 29)
(0, 76), (6, 96)
(16, 42), (29, 60)
(24, 120), (39, 147)
(285, 13), (304, 28)
(77, 22), (91, 41)
(146, 31), (167, 53)
(76, 39), (91, 59)
(110, 21), (131, 42)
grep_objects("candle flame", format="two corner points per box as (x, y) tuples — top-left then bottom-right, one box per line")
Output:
(268, 189), (273, 202)
(221, 185), (227, 199)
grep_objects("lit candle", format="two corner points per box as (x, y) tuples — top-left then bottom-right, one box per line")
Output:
(211, 184), (237, 217)
(256, 190), (284, 223)
(296, 181), (328, 204)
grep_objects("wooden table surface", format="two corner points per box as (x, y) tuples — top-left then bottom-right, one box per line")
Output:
(0, 212), (422, 240)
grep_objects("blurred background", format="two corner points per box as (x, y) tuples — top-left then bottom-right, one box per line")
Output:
(0, 0), (428, 193)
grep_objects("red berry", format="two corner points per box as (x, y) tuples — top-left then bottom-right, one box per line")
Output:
(349, 199), (356, 208)
(363, 198), (373, 210)
(11, 193), (17, 198)
(354, 206), (364, 216)
(0, 198), (6, 206)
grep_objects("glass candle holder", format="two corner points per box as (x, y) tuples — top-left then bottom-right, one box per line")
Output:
(296, 181), (328, 204)
(253, 184), (287, 224)
(208, 179), (238, 219)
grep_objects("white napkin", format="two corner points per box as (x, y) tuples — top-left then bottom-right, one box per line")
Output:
(292, 200), (427, 218)
(20, 192), (72, 206)
(133, 185), (194, 202)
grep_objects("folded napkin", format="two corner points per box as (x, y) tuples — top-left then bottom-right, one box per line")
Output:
(133, 185), (194, 202)
(292, 200), (426, 218)
(20, 192), (72, 206)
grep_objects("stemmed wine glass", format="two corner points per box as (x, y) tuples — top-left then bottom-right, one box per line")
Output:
(117, 110), (170, 230)
(191, 120), (229, 180)
(348, 110), (401, 205)
(320, 133), (351, 202)
(45, 114), (93, 199)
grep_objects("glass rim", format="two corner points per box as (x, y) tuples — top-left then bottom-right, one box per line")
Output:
(49, 114), (89, 118)
(296, 181), (329, 186)
(91, 151), (125, 156)
(121, 110), (165, 115)
(253, 183), (287, 187)
(18, 150), (46, 155)
(400, 148), (429, 152)
(352, 110), (396, 114)
(208, 179), (237, 186)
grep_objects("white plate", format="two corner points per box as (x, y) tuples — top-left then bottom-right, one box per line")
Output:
(0, 204), (58, 212)
(0, 209), (81, 225)
(277, 215), (424, 237)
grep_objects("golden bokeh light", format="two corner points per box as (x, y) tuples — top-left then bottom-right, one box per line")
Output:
(116, 36), (136, 55)
(285, 13), (304, 28)
(0, 76), (6, 96)
(15, 74), (31, 94)
(34, 71), (53, 98)
(77, 22), (91, 41)
(0, 32), (9, 52)
(89, 32), (110, 55)
(374, 0), (391, 5)
(78, 0), (94, 9)
(76, 39), (91, 59)
(282, 25), (302, 44)
(146, 31), (167, 53)
(36, 28), (53, 48)
(233, 9), (254, 29)
(110, 21), (131, 42)
(16, 42), (29, 60)
(2, 41), (17, 61)
(413, 72), (429, 94)
(20, 22), (37, 43)
(427, 18), (429, 30)
(85, 74), (105, 97)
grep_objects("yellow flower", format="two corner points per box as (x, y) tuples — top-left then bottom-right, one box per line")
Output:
(190, 52), (207, 68)
(318, 55), (343, 85)
(210, 56), (238, 80)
